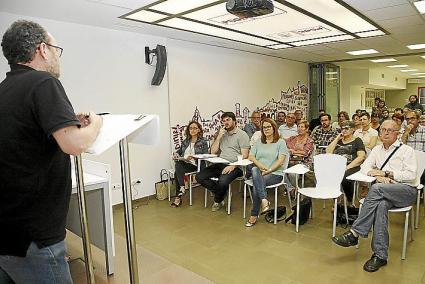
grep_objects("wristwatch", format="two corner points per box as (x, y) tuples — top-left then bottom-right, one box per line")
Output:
(384, 171), (390, 177)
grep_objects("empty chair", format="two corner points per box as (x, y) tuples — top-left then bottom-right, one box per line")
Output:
(296, 154), (348, 237)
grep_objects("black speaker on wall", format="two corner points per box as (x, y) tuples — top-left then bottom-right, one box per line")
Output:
(145, 45), (167, 86)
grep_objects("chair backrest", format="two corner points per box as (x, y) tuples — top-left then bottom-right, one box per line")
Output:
(415, 150), (425, 186)
(313, 154), (347, 193)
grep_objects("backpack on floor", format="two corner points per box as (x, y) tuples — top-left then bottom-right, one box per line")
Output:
(264, 206), (287, 223)
(285, 198), (312, 225)
(335, 204), (359, 228)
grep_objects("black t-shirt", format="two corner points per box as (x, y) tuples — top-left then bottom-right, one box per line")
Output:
(0, 64), (80, 256)
(334, 137), (365, 164)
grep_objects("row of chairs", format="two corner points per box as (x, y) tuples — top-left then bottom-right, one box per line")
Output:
(168, 151), (425, 260)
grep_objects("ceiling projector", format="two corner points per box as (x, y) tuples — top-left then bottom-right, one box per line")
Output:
(226, 0), (274, 18)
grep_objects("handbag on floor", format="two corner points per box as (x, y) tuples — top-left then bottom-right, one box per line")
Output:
(285, 197), (312, 225)
(336, 204), (359, 228)
(155, 169), (176, 200)
(264, 206), (287, 223)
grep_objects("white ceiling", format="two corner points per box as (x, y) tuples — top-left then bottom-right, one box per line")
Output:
(1, 0), (425, 78)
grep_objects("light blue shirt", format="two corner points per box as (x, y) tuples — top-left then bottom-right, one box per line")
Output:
(250, 139), (289, 175)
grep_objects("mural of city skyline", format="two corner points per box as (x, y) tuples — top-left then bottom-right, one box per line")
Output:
(171, 81), (308, 150)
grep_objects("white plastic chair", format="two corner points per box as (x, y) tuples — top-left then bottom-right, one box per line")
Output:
(296, 154), (348, 237)
(206, 177), (244, 214)
(414, 150), (425, 228)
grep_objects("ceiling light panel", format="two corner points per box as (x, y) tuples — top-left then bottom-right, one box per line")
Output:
(291, 35), (354, 46)
(407, 43), (425, 50)
(356, 30), (386, 38)
(149, 0), (218, 14)
(184, 2), (345, 43)
(400, 69), (418, 72)
(370, 58), (397, 63)
(125, 10), (167, 22)
(284, 0), (380, 33)
(267, 44), (291, 49)
(159, 18), (277, 46)
(346, 49), (379, 55)
(387, 64), (409, 68)
(422, 55), (425, 59)
(411, 73), (425, 75)
(414, 1), (425, 14)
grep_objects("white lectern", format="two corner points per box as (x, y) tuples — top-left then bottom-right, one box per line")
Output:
(74, 114), (159, 284)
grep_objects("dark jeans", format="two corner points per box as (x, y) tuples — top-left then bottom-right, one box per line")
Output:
(174, 161), (197, 190)
(342, 166), (360, 202)
(196, 163), (242, 203)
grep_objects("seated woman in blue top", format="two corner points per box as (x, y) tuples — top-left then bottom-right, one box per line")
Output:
(171, 121), (209, 208)
(246, 118), (289, 227)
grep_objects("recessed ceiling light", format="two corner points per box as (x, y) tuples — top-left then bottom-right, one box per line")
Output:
(407, 43), (425, 50)
(356, 30), (385, 38)
(417, 75), (425, 78)
(414, 1), (425, 14)
(267, 44), (291, 49)
(422, 55), (425, 59)
(150, 0), (218, 14)
(387, 65), (409, 68)
(400, 69), (418, 72)
(125, 10), (167, 22)
(346, 49), (379, 55)
(411, 73), (425, 75)
(370, 58), (397, 63)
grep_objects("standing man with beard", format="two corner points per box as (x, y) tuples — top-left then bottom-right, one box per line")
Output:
(196, 112), (250, 212)
(0, 20), (102, 283)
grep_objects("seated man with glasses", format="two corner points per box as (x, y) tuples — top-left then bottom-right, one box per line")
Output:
(332, 120), (418, 272)
(243, 111), (261, 139)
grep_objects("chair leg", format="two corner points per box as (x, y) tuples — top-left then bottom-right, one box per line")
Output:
(410, 209), (414, 241)
(227, 185), (232, 215)
(189, 175), (193, 206)
(416, 192), (420, 229)
(296, 193), (300, 233)
(243, 184), (247, 219)
(332, 199), (338, 237)
(274, 187), (278, 225)
(204, 188), (207, 208)
(286, 186), (292, 209)
(167, 173), (171, 201)
(352, 181), (357, 206)
(356, 203), (362, 249)
(402, 211), (409, 260)
(343, 194), (349, 226)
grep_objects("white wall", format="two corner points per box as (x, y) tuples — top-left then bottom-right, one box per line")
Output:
(167, 39), (308, 139)
(0, 12), (171, 205)
(0, 12), (308, 205)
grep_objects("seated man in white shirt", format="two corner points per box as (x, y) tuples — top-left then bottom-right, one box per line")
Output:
(278, 112), (298, 140)
(332, 120), (418, 273)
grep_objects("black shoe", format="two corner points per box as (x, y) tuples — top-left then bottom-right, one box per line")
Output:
(332, 230), (358, 247)
(363, 255), (387, 272)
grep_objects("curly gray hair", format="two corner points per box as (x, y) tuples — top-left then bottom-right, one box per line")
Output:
(1, 20), (48, 64)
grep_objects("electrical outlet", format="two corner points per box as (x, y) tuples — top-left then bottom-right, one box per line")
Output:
(112, 183), (122, 191)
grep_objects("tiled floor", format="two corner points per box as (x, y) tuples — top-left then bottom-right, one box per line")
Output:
(112, 184), (425, 284)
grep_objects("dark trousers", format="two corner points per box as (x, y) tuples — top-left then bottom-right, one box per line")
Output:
(196, 163), (243, 203)
(174, 161), (197, 190)
(341, 166), (360, 202)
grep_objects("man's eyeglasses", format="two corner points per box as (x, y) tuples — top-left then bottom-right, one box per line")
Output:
(341, 126), (351, 130)
(43, 42), (63, 57)
(381, 128), (397, 133)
